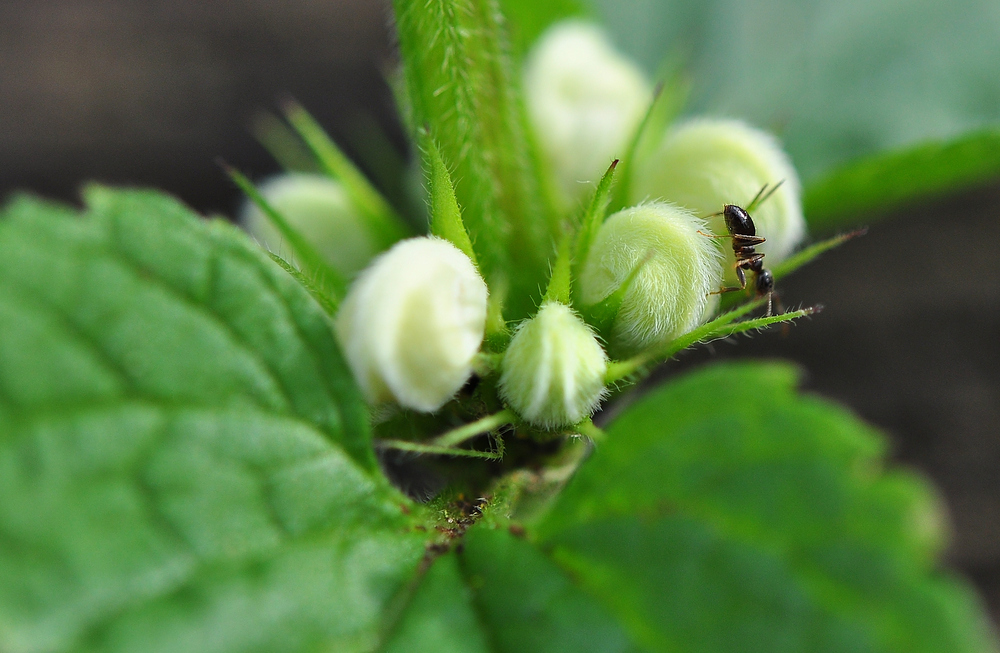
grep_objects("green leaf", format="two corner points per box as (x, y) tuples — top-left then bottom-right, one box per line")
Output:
(380, 554), (491, 653)
(393, 0), (553, 319)
(0, 189), (430, 652)
(803, 129), (1000, 232)
(536, 362), (998, 653)
(459, 525), (639, 652)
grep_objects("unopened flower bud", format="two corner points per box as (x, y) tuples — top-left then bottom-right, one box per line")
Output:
(336, 237), (488, 412)
(499, 301), (608, 428)
(631, 119), (805, 279)
(243, 173), (376, 277)
(524, 21), (652, 209)
(578, 202), (722, 356)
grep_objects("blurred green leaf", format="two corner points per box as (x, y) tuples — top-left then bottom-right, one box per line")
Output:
(381, 554), (490, 653)
(0, 189), (429, 652)
(393, 0), (554, 319)
(803, 129), (1000, 232)
(458, 525), (639, 653)
(536, 361), (997, 653)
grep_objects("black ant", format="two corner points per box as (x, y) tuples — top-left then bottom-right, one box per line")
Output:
(699, 182), (783, 317)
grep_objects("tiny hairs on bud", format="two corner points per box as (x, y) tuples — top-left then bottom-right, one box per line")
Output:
(578, 202), (722, 357)
(499, 301), (608, 428)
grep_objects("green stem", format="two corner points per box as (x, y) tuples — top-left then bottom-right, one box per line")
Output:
(431, 409), (514, 448)
(374, 409), (514, 460)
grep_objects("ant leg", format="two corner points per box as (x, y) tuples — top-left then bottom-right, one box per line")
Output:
(709, 266), (748, 296)
(709, 285), (746, 296)
(732, 233), (766, 246)
(697, 230), (732, 239)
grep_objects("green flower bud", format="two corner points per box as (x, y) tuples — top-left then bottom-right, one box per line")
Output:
(336, 237), (488, 412)
(578, 202), (722, 356)
(631, 118), (805, 279)
(243, 173), (376, 277)
(524, 21), (652, 209)
(499, 301), (608, 428)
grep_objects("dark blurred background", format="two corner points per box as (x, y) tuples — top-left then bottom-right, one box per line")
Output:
(2, 0), (998, 623)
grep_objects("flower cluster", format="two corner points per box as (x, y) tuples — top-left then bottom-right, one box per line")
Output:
(245, 21), (806, 432)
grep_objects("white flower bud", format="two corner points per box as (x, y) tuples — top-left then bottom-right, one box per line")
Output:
(335, 237), (488, 412)
(578, 202), (722, 356)
(243, 173), (376, 277)
(499, 302), (608, 428)
(631, 119), (805, 280)
(524, 21), (652, 208)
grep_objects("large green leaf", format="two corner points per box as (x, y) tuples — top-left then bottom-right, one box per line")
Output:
(803, 129), (1000, 232)
(534, 362), (997, 653)
(0, 189), (428, 652)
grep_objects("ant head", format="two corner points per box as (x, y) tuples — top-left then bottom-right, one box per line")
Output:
(723, 204), (756, 237)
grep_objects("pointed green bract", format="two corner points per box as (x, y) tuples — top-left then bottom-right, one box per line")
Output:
(536, 362), (998, 653)
(573, 158), (618, 287)
(608, 69), (688, 213)
(251, 111), (320, 174)
(225, 166), (347, 303)
(420, 133), (478, 266)
(0, 189), (431, 652)
(394, 0), (553, 319)
(543, 232), (573, 305)
(283, 101), (412, 249)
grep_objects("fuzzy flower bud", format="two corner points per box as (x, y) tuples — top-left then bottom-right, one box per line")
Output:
(243, 173), (376, 277)
(499, 301), (608, 428)
(335, 237), (488, 412)
(578, 202), (722, 357)
(631, 119), (805, 281)
(524, 21), (652, 208)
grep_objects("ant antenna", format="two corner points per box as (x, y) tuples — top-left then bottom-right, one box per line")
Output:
(745, 180), (785, 214)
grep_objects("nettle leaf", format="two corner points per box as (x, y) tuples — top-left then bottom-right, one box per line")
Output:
(534, 362), (997, 653)
(0, 189), (429, 653)
(803, 128), (1000, 232)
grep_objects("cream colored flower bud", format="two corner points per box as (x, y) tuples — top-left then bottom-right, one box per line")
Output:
(335, 237), (488, 412)
(243, 173), (376, 277)
(524, 21), (652, 209)
(578, 202), (722, 356)
(499, 302), (608, 429)
(631, 119), (805, 280)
